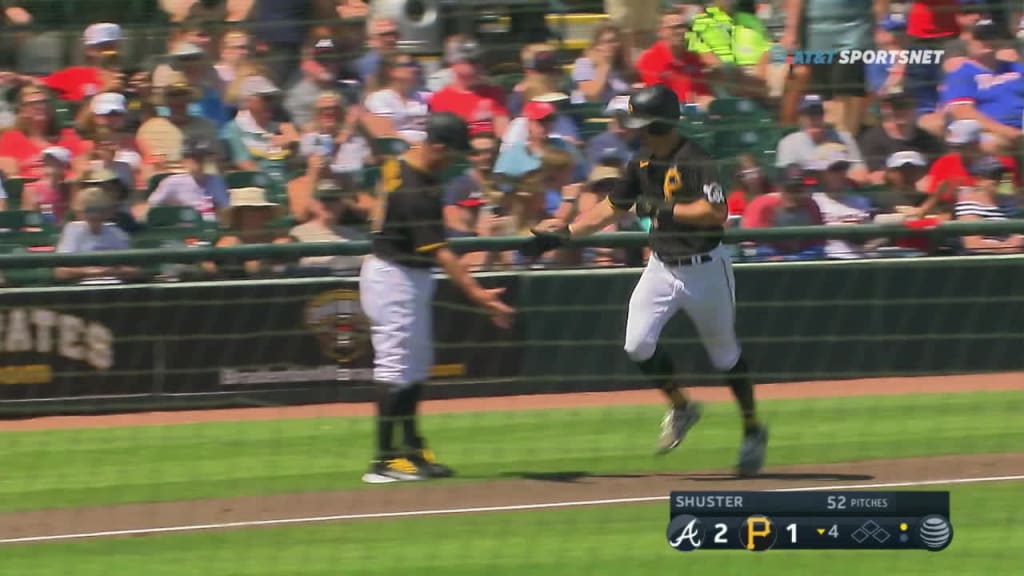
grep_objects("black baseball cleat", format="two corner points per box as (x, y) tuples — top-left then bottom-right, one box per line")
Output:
(411, 448), (455, 478)
(361, 457), (424, 484)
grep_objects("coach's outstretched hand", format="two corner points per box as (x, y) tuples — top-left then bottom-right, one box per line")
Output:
(521, 220), (570, 259)
(476, 287), (515, 329)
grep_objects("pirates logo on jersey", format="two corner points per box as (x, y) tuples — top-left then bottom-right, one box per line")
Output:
(304, 289), (372, 363)
(663, 166), (683, 199)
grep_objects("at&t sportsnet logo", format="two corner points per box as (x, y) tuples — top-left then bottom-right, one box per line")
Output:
(770, 45), (945, 66)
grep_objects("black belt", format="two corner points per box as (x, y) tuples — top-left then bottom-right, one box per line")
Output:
(659, 253), (713, 267)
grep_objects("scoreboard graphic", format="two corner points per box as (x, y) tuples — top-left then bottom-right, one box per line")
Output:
(666, 492), (952, 552)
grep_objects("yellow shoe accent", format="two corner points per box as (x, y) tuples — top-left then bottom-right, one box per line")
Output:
(419, 449), (438, 464)
(386, 458), (419, 475)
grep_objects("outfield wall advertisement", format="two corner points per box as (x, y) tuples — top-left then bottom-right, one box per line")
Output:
(0, 256), (1022, 414)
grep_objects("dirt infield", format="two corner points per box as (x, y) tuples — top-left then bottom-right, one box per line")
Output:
(1, 373), (1021, 544)
(2, 372), (1020, 431)
(2, 453), (1023, 543)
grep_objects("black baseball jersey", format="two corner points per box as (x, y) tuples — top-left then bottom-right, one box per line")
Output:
(370, 157), (447, 268)
(608, 137), (725, 258)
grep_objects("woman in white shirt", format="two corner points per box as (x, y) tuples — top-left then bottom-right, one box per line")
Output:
(362, 54), (430, 145)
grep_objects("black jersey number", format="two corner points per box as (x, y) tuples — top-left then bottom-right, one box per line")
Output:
(663, 167), (682, 200)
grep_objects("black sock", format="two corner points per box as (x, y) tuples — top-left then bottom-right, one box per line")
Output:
(399, 383), (424, 450)
(637, 345), (688, 408)
(374, 382), (400, 460)
(726, 357), (760, 435)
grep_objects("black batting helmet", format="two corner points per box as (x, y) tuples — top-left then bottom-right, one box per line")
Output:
(623, 85), (681, 131)
(426, 112), (472, 153)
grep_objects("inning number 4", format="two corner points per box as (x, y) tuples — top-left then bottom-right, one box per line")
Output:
(703, 182), (725, 204)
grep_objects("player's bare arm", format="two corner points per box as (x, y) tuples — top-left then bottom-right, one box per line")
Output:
(435, 246), (514, 328)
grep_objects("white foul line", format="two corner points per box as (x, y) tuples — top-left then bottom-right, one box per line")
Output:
(2, 474), (1022, 545)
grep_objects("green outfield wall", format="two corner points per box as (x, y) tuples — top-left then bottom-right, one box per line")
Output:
(1, 253), (1021, 416)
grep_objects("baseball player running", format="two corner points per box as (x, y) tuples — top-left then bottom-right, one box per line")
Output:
(523, 85), (767, 476)
(361, 112), (515, 484)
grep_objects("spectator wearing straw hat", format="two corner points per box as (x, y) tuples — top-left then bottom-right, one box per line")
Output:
(222, 75), (299, 184)
(209, 184), (292, 277)
(79, 166), (143, 234)
(289, 179), (367, 273)
(54, 187), (143, 282)
(41, 23), (124, 102)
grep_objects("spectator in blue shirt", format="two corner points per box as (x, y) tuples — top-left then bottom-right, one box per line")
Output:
(355, 17), (400, 87)
(940, 18), (1024, 149)
(867, 15), (909, 96)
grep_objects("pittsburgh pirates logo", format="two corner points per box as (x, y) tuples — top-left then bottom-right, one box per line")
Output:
(664, 166), (683, 200)
(304, 290), (372, 363)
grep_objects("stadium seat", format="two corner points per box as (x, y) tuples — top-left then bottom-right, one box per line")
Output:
(0, 210), (57, 249)
(1, 177), (38, 210)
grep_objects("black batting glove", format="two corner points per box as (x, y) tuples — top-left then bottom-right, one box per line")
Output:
(635, 197), (674, 220)
(521, 225), (571, 259)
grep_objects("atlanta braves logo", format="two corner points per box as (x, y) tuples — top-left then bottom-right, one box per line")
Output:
(667, 515), (705, 552)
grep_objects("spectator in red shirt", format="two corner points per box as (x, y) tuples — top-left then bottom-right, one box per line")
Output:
(41, 23), (124, 102)
(907, 0), (960, 41)
(727, 154), (774, 226)
(0, 85), (90, 180)
(636, 12), (713, 108)
(741, 163), (826, 260)
(917, 119), (1021, 219)
(429, 39), (510, 138)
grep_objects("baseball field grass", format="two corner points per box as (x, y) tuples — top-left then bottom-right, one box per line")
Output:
(0, 390), (1021, 511)
(2, 483), (1019, 576)
(1, 388), (1021, 575)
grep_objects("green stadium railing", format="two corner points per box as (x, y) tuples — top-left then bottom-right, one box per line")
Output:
(1, 220), (1022, 269)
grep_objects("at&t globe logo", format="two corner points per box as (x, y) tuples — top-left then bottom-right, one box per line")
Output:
(666, 514), (705, 552)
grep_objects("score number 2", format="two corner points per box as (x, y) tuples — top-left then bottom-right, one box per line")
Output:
(710, 522), (800, 545)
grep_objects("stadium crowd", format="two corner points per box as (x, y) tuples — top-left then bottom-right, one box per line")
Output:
(0, 0), (1023, 283)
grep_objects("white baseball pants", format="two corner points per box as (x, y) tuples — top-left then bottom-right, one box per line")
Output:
(359, 255), (436, 387)
(623, 245), (742, 372)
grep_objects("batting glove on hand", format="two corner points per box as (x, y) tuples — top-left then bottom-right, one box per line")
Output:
(520, 224), (570, 259)
(635, 197), (674, 220)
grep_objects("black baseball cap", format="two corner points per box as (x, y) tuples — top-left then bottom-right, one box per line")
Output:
(426, 112), (471, 153)
(973, 18), (1002, 42)
(781, 163), (808, 186)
